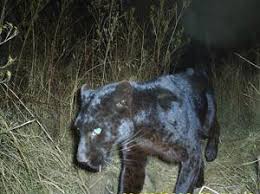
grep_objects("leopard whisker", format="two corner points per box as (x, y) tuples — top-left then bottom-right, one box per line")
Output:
(119, 143), (140, 152)
(121, 135), (145, 149)
(121, 134), (145, 148)
(122, 129), (143, 145)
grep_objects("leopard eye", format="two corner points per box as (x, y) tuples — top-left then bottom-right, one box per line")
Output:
(90, 127), (103, 138)
(93, 127), (102, 135)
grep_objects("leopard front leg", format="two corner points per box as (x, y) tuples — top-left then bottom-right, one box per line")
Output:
(118, 144), (147, 194)
(195, 160), (204, 188)
(174, 147), (203, 194)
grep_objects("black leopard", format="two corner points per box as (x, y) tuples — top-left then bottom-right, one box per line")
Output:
(73, 68), (220, 194)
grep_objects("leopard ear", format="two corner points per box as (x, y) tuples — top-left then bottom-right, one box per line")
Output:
(80, 84), (94, 104)
(114, 81), (133, 110)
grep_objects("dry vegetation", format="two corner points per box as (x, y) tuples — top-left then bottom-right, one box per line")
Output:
(0, 0), (260, 193)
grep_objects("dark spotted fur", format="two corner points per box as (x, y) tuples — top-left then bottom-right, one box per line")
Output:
(74, 68), (220, 194)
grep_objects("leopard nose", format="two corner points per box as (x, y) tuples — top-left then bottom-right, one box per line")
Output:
(77, 152), (89, 164)
(77, 137), (88, 163)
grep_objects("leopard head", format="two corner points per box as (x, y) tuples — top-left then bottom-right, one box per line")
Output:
(74, 81), (134, 172)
